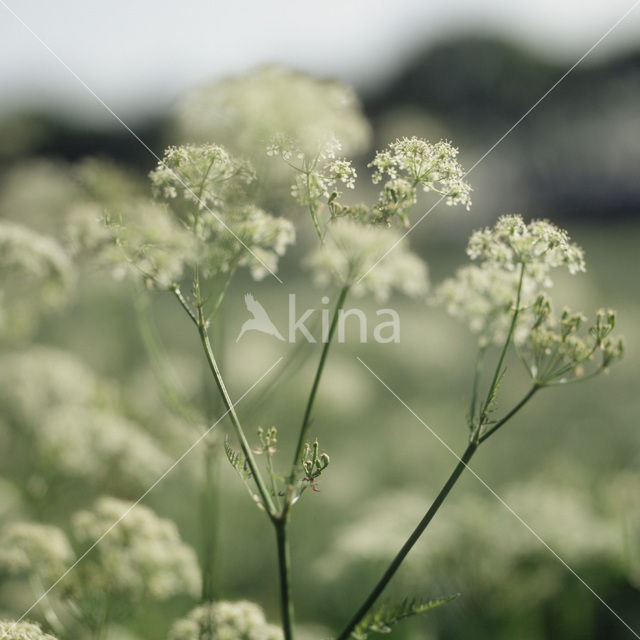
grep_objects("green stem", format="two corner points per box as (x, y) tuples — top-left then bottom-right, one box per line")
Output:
(336, 441), (478, 640)
(275, 519), (295, 640)
(197, 313), (276, 515)
(173, 274), (275, 515)
(200, 441), (219, 602)
(287, 286), (349, 494)
(478, 384), (540, 443)
(478, 262), (526, 427)
(469, 344), (486, 428)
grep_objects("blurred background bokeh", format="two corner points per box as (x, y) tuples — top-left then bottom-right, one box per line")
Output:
(1, 1), (639, 639)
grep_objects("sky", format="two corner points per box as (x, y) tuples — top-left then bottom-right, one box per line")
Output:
(1, 0), (640, 124)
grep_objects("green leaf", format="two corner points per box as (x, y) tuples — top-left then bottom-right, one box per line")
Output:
(351, 594), (458, 639)
(224, 437), (251, 481)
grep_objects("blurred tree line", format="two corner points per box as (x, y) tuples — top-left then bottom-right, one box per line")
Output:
(2, 35), (639, 221)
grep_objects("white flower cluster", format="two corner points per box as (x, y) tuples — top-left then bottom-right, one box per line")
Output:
(0, 221), (75, 338)
(71, 497), (200, 602)
(197, 203), (295, 281)
(0, 621), (58, 640)
(434, 264), (538, 346)
(467, 214), (586, 280)
(267, 135), (357, 209)
(305, 219), (428, 302)
(0, 347), (97, 426)
(40, 406), (172, 491)
(149, 144), (254, 211)
(435, 215), (593, 350)
(0, 222), (74, 296)
(173, 66), (370, 158)
(0, 499), (200, 623)
(0, 348), (170, 491)
(103, 200), (197, 288)
(369, 137), (472, 211)
(148, 144), (295, 282)
(167, 601), (282, 640)
(0, 521), (74, 583)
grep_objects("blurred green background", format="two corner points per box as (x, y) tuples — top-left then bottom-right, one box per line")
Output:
(1, 4), (640, 638)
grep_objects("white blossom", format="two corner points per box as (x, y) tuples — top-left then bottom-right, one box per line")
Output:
(167, 601), (282, 640)
(103, 199), (197, 288)
(0, 221), (75, 338)
(434, 264), (538, 346)
(369, 137), (471, 211)
(149, 144), (254, 211)
(467, 214), (586, 279)
(305, 219), (428, 302)
(39, 406), (173, 490)
(0, 620), (58, 640)
(0, 522), (73, 583)
(173, 66), (370, 158)
(71, 497), (200, 602)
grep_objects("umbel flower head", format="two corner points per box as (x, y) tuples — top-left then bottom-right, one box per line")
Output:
(270, 135), (471, 239)
(70, 497), (200, 603)
(39, 406), (172, 491)
(435, 215), (623, 384)
(435, 215), (586, 346)
(0, 221), (75, 339)
(305, 219), (429, 302)
(0, 620), (58, 640)
(147, 144), (295, 283)
(369, 137), (472, 213)
(434, 263), (538, 347)
(0, 348), (171, 492)
(467, 214), (585, 281)
(0, 521), (74, 584)
(173, 66), (371, 158)
(167, 601), (282, 640)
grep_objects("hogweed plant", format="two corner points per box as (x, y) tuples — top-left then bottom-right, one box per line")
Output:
(0, 69), (624, 640)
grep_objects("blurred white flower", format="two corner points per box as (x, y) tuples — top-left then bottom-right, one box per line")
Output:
(0, 221), (75, 338)
(71, 497), (200, 602)
(148, 145), (295, 282)
(0, 347), (97, 428)
(39, 406), (172, 490)
(433, 263), (537, 346)
(173, 66), (370, 158)
(0, 620), (58, 640)
(0, 521), (73, 584)
(467, 214), (585, 279)
(305, 219), (428, 302)
(167, 601), (282, 640)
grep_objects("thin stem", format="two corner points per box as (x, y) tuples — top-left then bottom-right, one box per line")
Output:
(478, 262), (526, 427)
(286, 286), (349, 499)
(200, 441), (219, 602)
(172, 285), (198, 327)
(196, 307), (276, 515)
(275, 520), (295, 640)
(469, 344), (487, 428)
(266, 446), (282, 511)
(336, 442), (478, 640)
(478, 384), (540, 444)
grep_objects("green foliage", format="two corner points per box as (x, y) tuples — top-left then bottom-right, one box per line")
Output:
(351, 595), (458, 639)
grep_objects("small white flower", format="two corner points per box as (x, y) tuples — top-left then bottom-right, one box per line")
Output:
(305, 219), (428, 302)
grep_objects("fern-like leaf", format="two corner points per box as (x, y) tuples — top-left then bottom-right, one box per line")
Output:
(351, 594), (458, 639)
(482, 367), (506, 421)
(224, 437), (251, 481)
